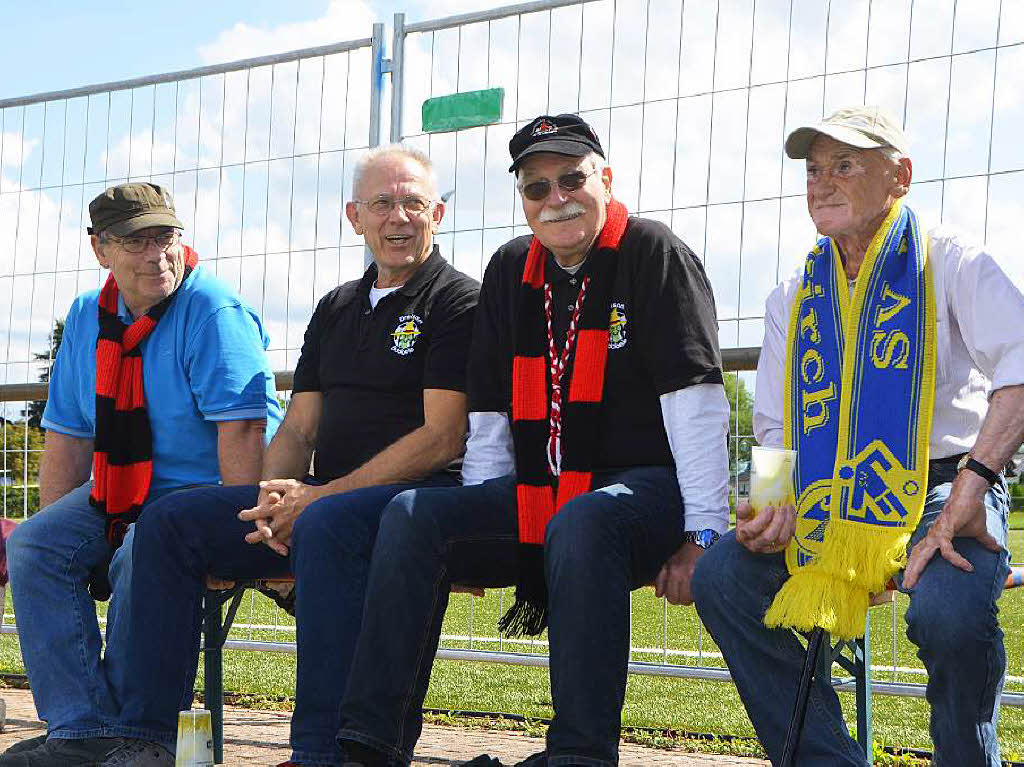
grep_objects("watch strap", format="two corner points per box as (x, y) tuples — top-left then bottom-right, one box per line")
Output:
(962, 456), (1000, 486)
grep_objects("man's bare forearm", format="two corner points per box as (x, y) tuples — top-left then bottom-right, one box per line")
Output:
(322, 421), (464, 497)
(261, 420), (317, 481)
(971, 385), (1024, 475)
(38, 432), (94, 508)
(216, 419), (267, 486)
(946, 384), (1024, 508)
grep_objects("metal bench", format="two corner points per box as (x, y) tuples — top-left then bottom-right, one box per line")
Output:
(201, 566), (1024, 764)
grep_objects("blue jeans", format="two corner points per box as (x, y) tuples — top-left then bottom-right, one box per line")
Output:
(6, 481), (152, 740)
(111, 475), (455, 764)
(691, 469), (1010, 767)
(337, 468), (685, 767)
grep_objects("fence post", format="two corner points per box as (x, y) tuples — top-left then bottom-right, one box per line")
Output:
(390, 13), (406, 142)
(369, 22), (386, 149)
(365, 21), (388, 267)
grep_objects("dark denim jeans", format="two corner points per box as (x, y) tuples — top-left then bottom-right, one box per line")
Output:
(111, 475), (455, 765)
(5, 482), (180, 742)
(692, 468), (1010, 767)
(337, 467), (685, 767)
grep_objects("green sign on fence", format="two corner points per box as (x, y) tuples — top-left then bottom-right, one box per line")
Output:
(421, 88), (504, 133)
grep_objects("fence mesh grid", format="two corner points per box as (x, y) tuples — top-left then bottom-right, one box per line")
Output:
(2, 0), (1024, 709)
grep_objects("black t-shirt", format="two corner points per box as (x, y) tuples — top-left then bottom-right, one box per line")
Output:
(468, 216), (723, 471)
(292, 247), (479, 480)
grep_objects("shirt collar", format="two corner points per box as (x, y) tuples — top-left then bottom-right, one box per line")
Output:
(360, 245), (446, 299)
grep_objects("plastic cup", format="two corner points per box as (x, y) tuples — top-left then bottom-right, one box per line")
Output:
(749, 446), (797, 515)
(175, 709), (214, 767)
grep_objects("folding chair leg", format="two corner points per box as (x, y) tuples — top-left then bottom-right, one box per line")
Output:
(203, 592), (225, 765)
(855, 616), (873, 756)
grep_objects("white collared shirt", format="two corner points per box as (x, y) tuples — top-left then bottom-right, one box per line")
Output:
(754, 226), (1024, 456)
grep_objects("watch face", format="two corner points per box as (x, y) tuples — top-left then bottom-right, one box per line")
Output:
(957, 454), (969, 472)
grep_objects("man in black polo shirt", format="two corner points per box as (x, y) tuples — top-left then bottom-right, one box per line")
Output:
(104, 145), (478, 767)
(335, 114), (731, 767)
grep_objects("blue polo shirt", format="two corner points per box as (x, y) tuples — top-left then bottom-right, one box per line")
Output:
(41, 266), (283, 493)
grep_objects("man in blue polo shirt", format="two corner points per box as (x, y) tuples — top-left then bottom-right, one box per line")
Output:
(2, 183), (282, 767)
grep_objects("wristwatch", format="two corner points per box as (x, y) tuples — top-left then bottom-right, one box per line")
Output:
(683, 529), (721, 550)
(957, 454), (1000, 486)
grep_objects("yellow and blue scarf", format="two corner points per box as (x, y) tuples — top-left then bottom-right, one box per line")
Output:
(764, 200), (936, 640)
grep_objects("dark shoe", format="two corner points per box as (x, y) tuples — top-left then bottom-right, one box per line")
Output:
(0, 736), (125, 766)
(338, 739), (392, 766)
(463, 753), (547, 767)
(1, 735), (47, 756)
(100, 740), (173, 766)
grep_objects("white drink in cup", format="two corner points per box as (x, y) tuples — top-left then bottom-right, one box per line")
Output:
(749, 446), (797, 515)
(175, 708), (214, 767)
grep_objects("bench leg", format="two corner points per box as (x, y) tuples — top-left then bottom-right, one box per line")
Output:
(203, 593), (225, 765)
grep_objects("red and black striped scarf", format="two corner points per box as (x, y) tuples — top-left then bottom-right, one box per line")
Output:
(499, 199), (628, 637)
(89, 246), (199, 546)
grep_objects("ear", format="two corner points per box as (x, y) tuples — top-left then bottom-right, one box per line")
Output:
(601, 166), (613, 201)
(345, 201), (363, 235)
(90, 235), (110, 269)
(893, 156), (913, 198)
(430, 200), (445, 233)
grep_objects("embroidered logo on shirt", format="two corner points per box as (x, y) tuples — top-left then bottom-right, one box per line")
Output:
(608, 303), (628, 350)
(391, 314), (423, 355)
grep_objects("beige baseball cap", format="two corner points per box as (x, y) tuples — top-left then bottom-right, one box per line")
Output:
(785, 106), (908, 159)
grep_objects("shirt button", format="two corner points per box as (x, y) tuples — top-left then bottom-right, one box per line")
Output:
(569, 278), (577, 285)
(567, 303), (574, 310)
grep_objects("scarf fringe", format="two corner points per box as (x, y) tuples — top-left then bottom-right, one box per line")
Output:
(767, 523), (909, 640)
(498, 597), (549, 638)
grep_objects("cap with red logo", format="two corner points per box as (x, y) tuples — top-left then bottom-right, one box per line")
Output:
(508, 114), (606, 172)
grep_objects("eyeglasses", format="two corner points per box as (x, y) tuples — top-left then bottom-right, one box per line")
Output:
(354, 195), (435, 216)
(518, 168), (597, 201)
(107, 230), (179, 254)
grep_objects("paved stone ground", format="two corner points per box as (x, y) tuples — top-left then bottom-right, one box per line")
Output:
(0, 688), (767, 766)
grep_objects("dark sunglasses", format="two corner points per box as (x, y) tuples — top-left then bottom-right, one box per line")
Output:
(518, 168), (597, 201)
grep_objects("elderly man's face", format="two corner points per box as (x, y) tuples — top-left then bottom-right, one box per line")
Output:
(806, 135), (910, 244)
(345, 154), (443, 284)
(517, 152), (612, 266)
(90, 227), (186, 316)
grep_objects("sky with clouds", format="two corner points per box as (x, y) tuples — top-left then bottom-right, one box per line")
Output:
(1, 0), (1022, 392)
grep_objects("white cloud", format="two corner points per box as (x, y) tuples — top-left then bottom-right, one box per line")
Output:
(196, 1), (377, 64)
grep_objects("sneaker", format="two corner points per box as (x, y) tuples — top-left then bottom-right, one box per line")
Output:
(100, 740), (173, 766)
(1, 735), (47, 756)
(0, 736), (125, 766)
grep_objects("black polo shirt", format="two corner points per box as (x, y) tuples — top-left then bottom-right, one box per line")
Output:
(292, 247), (479, 480)
(468, 216), (723, 471)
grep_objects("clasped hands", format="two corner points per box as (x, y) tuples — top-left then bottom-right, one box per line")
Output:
(237, 479), (324, 556)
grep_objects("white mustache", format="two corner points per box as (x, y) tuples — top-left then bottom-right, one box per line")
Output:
(538, 202), (586, 223)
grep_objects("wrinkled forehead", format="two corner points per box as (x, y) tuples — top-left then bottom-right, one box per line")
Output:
(806, 134), (870, 165)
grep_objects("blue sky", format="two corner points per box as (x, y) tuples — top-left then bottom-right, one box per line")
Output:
(0, 0), (506, 101)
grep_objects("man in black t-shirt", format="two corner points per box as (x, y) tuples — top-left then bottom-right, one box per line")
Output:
(336, 115), (732, 767)
(106, 146), (478, 767)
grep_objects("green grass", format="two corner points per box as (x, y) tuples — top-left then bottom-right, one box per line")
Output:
(3, 524), (1024, 761)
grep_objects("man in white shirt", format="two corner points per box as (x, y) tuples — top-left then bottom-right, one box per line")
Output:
(692, 106), (1024, 766)
(333, 113), (732, 767)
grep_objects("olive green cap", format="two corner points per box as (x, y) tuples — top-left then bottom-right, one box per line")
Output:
(87, 182), (184, 236)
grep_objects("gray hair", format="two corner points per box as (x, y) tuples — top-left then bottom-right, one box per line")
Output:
(351, 144), (438, 199)
(877, 145), (906, 164)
